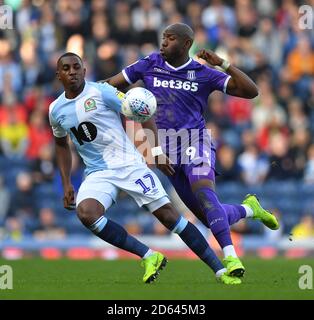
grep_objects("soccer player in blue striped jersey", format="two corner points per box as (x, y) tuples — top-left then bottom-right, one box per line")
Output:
(49, 52), (241, 285)
(106, 23), (279, 278)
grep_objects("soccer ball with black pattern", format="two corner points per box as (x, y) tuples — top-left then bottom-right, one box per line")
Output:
(121, 87), (157, 123)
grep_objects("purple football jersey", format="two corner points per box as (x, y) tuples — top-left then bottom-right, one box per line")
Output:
(123, 52), (230, 131)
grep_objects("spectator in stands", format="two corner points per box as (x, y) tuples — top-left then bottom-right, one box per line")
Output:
(226, 95), (253, 132)
(201, 0), (236, 48)
(111, 10), (136, 46)
(0, 90), (27, 125)
(277, 81), (294, 110)
(185, 1), (202, 29)
(0, 109), (29, 159)
(9, 172), (37, 220)
(0, 39), (23, 98)
(287, 98), (309, 131)
(267, 133), (296, 180)
(4, 217), (25, 241)
(289, 128), (311, 179)
(256, 110), (289, 154)
(131, 0), (162, 46)
(33, 207), (66, 240)
(26, 111), (52, 160)
(38, 1), (58, 63)
(252, 91), (286, 134)
(204, 92), (232, 132)
(216, 144), (240, 182)
(251, 16), (282, 70)
(282, 35), (314, 100)
(20, 40), (40, 90)
(190, 26), (214, 57)
(238, 144), (269, 186)
(31, 144), (55, 184)
(291, 214), (314, 239)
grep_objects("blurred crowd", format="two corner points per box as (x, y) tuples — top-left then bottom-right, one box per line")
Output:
(0, 0), (314, 241)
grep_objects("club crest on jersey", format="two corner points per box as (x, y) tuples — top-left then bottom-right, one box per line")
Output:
(84, 98), (97, 112)
(187, 70), (196, 81)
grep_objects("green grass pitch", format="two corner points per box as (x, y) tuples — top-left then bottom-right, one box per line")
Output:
(0, 257), (313, 300)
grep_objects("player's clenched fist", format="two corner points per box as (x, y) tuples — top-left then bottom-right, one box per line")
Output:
(197, 49), (223, 66)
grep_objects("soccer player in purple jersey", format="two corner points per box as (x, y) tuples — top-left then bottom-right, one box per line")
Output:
(106, 23), (279, 278)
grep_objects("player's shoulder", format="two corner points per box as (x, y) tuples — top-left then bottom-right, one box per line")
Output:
(90, 80), (117, 94)
(48, 92), (66, 116)
(193, 58), (225, 73)
(148, 52), (162, 61)
(191, 58), (224, 78)
(139, 52), (161, 65)
(190, 58), (209, 71)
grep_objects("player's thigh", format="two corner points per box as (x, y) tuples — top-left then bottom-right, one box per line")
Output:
(76, 170), (119, 219)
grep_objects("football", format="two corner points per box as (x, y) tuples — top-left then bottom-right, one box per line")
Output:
(121, 87), (157, 123)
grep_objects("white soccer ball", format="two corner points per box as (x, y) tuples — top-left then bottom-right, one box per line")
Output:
(121, 87), (157, 123)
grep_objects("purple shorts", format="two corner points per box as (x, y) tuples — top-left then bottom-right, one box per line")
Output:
(162, 128), (217, 184)
(161, 128), (217, 218)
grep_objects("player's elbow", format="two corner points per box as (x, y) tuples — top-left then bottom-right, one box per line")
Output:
(244, 85), (258, 99)
(250, 85), (259, 98)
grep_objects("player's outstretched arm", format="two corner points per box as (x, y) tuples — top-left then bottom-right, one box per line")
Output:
(197, 49), (258, 99)
(142, 118), (175, 176)
(101, 72), (130, 91)
(55, 136), (75, 210)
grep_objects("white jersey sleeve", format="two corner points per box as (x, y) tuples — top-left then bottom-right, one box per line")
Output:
(49, 101), (67, 138)
(94, 82), (122, 113)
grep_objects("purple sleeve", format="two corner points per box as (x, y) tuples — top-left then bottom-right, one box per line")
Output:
(122, 55), (151, 84)
(204, 66), (231, 93)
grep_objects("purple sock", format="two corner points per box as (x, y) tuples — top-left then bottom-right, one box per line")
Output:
(222, 204), (246, 225)
(195, 187), (233, 248)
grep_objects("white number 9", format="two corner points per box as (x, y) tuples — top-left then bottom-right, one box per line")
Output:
(186, 146), (196, 161)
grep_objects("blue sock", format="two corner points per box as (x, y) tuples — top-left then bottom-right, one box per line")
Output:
(89, 216), (149, 258)
(172, 217), (224, 273)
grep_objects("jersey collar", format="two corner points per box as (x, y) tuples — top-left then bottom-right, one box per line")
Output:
(64, 81), (87, 101)
(165, 58), (192, 71)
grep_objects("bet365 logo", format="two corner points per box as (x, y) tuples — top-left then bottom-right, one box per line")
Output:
(153, 77), (199, 92)
(0, 265), (13, 290)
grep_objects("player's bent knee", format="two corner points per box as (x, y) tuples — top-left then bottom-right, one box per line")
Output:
(77, 199), (104, 227)
(152, 203), (180, 229)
